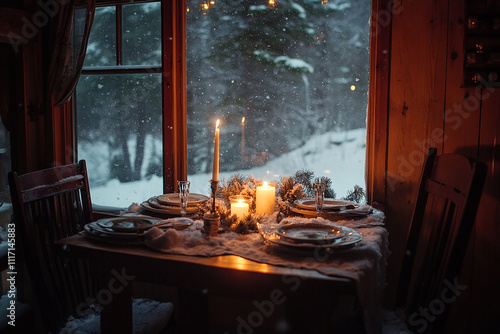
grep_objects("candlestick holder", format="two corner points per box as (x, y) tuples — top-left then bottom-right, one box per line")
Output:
(203, 179), (220, 236)
(210, 179), (218, 213)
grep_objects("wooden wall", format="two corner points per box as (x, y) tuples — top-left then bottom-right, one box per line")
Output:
(369, 0), (500, 332)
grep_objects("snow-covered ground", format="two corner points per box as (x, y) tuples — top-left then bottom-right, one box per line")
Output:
(88, 128), (367, 207)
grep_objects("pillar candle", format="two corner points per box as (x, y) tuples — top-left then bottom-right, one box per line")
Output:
(212, 119), (220, 181)
(231, 199), (249, 219)
(256, 182), (275, 215)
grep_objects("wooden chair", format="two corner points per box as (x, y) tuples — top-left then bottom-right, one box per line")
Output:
(395, 147), (487, 333)
(9, 161), (173, 333)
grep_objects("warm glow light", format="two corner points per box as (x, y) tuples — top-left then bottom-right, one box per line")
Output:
(214, 256), (272, 272)
(201, 3), (209, 11)
(322, 0), (329, 4)
(268, 0), (275, 6)
(350, 85), (356, 91)
(233, 256), (248, 270)
(210, 0), (215, 5)
(256, 182), (275, 215)
(216, 119), (220, 129)
(230, 196), (249, 219)
(241, 116), (245, 124)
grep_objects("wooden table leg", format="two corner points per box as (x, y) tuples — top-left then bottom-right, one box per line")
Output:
(178, 288), (209, 334)
(99, 267), (133, 334)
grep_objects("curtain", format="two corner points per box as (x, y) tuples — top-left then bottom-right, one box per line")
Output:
(46, 0), (95, 106)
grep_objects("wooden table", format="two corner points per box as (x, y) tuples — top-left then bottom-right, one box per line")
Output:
(58, 226), (386, 333)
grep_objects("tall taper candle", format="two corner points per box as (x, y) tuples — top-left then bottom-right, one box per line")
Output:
(241, 117), (245, 156)
(212, 119), (220, 181)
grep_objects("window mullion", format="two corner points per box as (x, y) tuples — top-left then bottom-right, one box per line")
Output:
(116, 4), (122, 65)
(161, 0), (187, 194)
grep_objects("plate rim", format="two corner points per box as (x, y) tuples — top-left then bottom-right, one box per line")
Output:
(81, 228), (144, 245)
(156, 193), (209, 206)
(294, 198), (357, 211)
(85, 222), (146, 238)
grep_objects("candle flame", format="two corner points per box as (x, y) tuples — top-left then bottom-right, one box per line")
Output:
(238, 199), (243, 204)
(216, 119), (220, 129)
(263, 181), (268, 187)
(242, 117), (245, 124)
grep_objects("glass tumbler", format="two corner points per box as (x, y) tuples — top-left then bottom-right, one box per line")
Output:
(177, 181), (191, 216)
(313, 181), (326, 216)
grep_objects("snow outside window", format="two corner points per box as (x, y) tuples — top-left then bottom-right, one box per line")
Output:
(186, 0), (370, 199)
(77, 3), (163, 207)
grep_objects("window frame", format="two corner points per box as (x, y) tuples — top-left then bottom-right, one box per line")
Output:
(72, 0), (388, 205)
(75, 0), (187, 194)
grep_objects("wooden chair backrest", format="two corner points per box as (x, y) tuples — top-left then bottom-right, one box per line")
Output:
(396, 148), (486, 332)
(9, 160), (96, 332)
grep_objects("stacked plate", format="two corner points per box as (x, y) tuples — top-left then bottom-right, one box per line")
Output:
(259, 222), (362, 251)
(140, 193), (210, 216)
(82, 217), (193, 245)
(290, 198), (371, 219)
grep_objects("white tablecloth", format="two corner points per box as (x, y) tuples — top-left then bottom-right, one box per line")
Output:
(143, 210), (388, 333)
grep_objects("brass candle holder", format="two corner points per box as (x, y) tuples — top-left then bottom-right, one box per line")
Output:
(210, 179), (218, 213)
(203, 179), (220, 236)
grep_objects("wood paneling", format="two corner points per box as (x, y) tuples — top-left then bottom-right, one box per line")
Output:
(370, 0), (500, 331)
(383, 0), (449, 306)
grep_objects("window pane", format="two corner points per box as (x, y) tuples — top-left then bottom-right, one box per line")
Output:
(84, 7), (117, 66)
(186, 0), (370, 199)
(0, 119), (11, 238)
(77, 73), (163, 206)
(122, 2), (162, 66)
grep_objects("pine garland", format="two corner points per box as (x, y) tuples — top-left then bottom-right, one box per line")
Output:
(197, 171), (364, 234)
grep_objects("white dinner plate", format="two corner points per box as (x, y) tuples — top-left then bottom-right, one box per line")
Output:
(259, 224), (362, 251)
(141, 200), (199, 214)
(276, 223), (346, 245)
(97, 217), (161, 232)
(156, 193), (209, 206)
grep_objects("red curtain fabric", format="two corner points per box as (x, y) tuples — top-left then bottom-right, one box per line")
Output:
(46, 0), (95, 106)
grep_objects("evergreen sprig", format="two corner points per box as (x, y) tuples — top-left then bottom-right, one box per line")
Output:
(344, 185), (365, 203)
